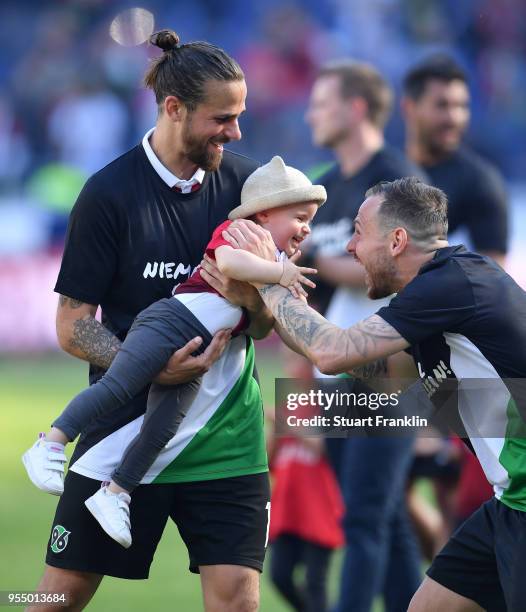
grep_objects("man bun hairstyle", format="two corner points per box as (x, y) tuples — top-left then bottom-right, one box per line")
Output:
(317, 59), (393, 128)
(367, 177), (448, 245)
(403, 54), (467, 100)
(144, 29), (244, 112)
(150, 29), (180, 52)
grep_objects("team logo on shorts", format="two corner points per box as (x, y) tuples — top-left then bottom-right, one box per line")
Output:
(50, 525), (71, 553)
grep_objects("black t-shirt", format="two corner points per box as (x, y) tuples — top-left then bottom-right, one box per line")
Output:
(308, 146), (426, 313)
(424, 147), (508, 254)
(378, 245), (526, 381)
(376, 246), (526, 505)
(55, 145), (258, 456)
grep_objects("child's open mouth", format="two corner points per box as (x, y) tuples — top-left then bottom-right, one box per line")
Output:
(291, 236), (303, 248)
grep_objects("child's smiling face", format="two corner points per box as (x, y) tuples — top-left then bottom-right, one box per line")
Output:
(255, 201), (318, 257)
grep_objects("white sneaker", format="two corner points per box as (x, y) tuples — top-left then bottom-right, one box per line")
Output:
(85, 486), (132, 548)
(22, 433), (67, 495)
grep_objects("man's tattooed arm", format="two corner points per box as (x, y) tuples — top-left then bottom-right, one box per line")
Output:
(273, 320), (309, 358)
(57, 295), (121, 369)
(69, 316), (121, 369)
(58, 296), (85, 309)
(258, 284), (409, 374)
(350, 358), (388, 380)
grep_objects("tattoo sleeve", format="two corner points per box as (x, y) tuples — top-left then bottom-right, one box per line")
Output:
(70, 316), (121, 370)
(258, 284), (407, 373)
(59, 295), (121, 369)
(59, 295), (85, 309)
(350, 358), (388, 380)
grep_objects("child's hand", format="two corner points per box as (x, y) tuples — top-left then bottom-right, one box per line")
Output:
(279, 259), (317, 299)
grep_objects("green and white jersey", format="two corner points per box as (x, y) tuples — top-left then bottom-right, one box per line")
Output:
(378, 246), (526, 511)
(71, 336), (268, 483)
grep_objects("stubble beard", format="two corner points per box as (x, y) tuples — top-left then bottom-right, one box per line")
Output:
(316, 124), (349, 150)
(420, 123), (462, 161)
(366, 252), (398, 300)
(183, 121), (224, 172)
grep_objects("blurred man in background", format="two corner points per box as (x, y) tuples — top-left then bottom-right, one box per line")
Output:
(304, 60), (423, 612)
(402, 55), (508, 266)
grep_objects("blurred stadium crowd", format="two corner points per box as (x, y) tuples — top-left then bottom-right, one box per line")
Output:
(0, 0), (525, 256)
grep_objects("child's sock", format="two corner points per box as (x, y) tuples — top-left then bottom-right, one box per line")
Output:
(108, 481), (131, 496)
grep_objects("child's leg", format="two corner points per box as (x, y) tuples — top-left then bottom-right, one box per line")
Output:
(270, 534), (305, 611)
(110, 377), (202, 492)
(51, 315), (184, 443)
(83, 377), (203, 548)
(22, 320), (177, 496)
(303, 542), (332, 612)
(84, 379), (200, 548)
(52, 298), (213, 443)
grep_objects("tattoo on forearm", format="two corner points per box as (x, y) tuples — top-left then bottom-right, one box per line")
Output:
(344, 317), (402, 361)
(59, 295), (84, 309)
(70, 316), (121, 369)
(258, 284), (332, 356)
(258, 285), (402, 370)
(350, 358), (388, 379)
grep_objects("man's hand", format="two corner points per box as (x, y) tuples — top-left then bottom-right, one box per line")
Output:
(222, 219), (276, 261)
(154, 329), (231, 385)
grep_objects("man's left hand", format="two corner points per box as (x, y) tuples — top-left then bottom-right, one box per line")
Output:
(222, 219), (276, 261)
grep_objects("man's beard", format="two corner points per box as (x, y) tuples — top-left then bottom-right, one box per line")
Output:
(316, 125), (349, 150)
(183, 124), (226, 172)
(365, 251), (398, 299)
(421, 124), (463, 160)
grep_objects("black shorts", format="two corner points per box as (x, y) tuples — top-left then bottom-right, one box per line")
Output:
(46, 470), (270, 579)
(427, 497), (526, 612)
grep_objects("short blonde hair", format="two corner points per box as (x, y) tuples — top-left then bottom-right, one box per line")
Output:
(317, 60), (393, 128)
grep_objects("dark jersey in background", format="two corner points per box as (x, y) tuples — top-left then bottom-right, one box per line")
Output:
(424, 147), (508, 254)
(307, 146), (426, 313)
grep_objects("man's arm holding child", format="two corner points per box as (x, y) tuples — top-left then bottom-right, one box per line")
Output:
(217, 219), (409, 370)
(200, 218), (316, 338)
(258, 284), (409, 374)
(56, 296), (229, 383)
